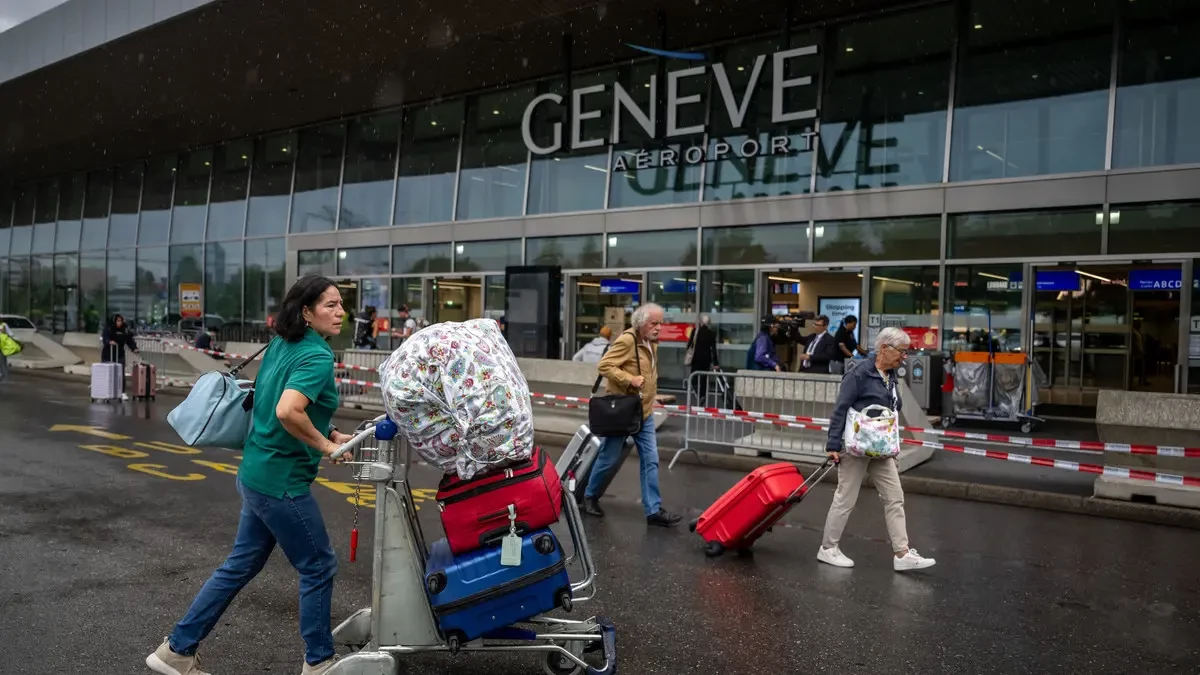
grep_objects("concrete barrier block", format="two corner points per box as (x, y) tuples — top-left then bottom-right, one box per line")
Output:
(1094, 476), (1200, 510)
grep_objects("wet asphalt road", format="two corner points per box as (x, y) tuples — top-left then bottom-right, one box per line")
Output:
(2, 374), (1199, 675)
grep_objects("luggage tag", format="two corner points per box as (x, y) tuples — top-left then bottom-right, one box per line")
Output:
(500, 504), (522, 567)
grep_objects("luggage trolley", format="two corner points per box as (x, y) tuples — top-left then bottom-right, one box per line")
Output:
(326, 416), (618, 675)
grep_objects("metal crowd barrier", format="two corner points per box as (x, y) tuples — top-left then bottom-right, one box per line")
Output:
(669, 369), (842, 469)
(332, 349), (389, 407)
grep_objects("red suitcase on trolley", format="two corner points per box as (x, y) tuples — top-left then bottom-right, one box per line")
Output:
(690, 462), (834, 558)
(436, 446), (564, 556)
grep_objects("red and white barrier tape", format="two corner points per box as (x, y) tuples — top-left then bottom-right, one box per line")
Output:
(154, 343), (1200, 460)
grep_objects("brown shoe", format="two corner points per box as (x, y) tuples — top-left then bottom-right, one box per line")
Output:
(145, 638), (211, 675)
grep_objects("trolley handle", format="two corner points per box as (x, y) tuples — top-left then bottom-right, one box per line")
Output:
(784, 460), (836, 505)
(330, 414), (386, 461)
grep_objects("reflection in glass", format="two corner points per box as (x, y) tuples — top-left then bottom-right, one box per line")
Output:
(81, 169), (112, 250)
(208, 140), (252, 241)
(527, 72), (612, 215)
(950, 0), (1114, 181)
(700, 269), (757, 348)
(56, 174), (85, 253)
(866, 266), (939, 350)
(607, 230), (698, 269)
(169, 245), (204, 322)
(1108, 201), (1200, 255)
(341, 114), (400, 229)
(53, 254), (81, 332)
(390, 278), (424, 328)
(1113, 3), (1200, 168)
(30, 256), (54, 329)
(136, 246), (169, 330)
(139, 155), (175, 246)
(245, 238), (285, 327)
(206, 241), (244, 326)
(950, 207), (1102, 259)
(393, 243), (451, 274)
(7, 257), (30, 317)
(247, 133), (296, 237)
(173, 149), (211, 244)
(818, 8), (951, 191)
(79, 252), (105, 331)
(526, 235), (603, 269)
(0, 186), (11, 256)
(702, 223), (809, 266)
(458, 87), (532, 220)
(337, 247), (391, 276)
(297, 250), (336, 277)
(484, 276), (506, 320)
(396, 101), (461, 225)
(106, 248), (136, 323)
(109, 162), (143, 248)
(707, 35), (819, 201)
(9, 225), (32, 257)
(946, 264), (1024, 353)
(32, 179), (58, 255)
(291, 123), (345, 233)
(455, 239), (521, 272)
(610, 62), (703, 208)
(814, 216), (941, 262)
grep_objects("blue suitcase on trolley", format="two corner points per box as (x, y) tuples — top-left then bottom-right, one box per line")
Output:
(425, 528), (573, 646)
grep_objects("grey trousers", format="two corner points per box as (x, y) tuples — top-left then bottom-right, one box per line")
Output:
(820, 454), (909, 553)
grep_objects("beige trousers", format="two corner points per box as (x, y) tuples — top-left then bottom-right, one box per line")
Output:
(820, 455), (909, 553)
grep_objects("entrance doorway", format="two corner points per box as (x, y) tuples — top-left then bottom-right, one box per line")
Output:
(429, 277), (483, 324)
(1030, 263), (1182, 406)
(759, 269), (864, 372)
(330, 279), (360, 351)
(570, 274), (642, 358)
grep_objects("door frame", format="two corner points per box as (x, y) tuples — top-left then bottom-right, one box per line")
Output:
(564, 270), (645, 359)
(1179, 258), (1194, 393)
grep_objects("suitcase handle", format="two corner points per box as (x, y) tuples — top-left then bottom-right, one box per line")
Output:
(785, 460), (836, 505)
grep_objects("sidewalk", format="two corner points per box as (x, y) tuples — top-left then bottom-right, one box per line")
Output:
(12, 368), (1200, 530)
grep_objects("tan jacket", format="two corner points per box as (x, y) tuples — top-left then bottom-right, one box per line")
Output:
(597, 329), (658, 420)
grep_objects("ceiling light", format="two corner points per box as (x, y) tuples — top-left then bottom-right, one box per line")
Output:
(203, 161), (210, 166)
(338, 251), (347, 259)
(583, 165), (607, 173)
(974, 24), (982, 29)
(768, 276), (802, 283)
(456, 244), (464, 254)
(845, 47), (854, 52)
(737, 66), (745, 71)
(241, 155), (248, 160)
(492, 110), (500, 115)
(608, 236), (618, 246)
(431, 121), (438, 126)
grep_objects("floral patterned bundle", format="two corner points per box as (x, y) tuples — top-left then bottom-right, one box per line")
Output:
(841, 404), (901, 459)
(377, 318), (534, 480)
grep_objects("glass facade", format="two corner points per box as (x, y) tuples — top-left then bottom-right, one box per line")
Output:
(0, 0), (1197, 401)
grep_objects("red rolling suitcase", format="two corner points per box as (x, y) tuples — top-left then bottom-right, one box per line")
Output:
(690, 461), (834, 558)
(436, 446), (564, 556)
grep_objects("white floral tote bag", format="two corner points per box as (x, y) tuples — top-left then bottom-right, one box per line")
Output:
(841, 375), (900, 459)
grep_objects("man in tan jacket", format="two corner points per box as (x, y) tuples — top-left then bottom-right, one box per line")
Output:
(582, 303), (682, 527)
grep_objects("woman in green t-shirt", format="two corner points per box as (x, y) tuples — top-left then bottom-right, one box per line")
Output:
(147, 275), (356, 675)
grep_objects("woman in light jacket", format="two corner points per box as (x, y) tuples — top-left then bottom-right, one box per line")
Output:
(572, 325), (612, 363)
(817, 326), (935, 572)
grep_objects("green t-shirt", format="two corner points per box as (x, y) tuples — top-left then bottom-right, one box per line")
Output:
(238, 328), (340, 498)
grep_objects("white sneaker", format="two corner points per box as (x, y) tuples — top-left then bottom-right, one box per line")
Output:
(894, 548), (936, 572)
(301, 656), (339, 675)
(817, 545), (855, 568)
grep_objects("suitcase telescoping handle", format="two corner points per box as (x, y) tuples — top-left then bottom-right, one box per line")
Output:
(785, 460), (836, 505)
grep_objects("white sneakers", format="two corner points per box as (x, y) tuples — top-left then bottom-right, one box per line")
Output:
(893, 548), (936, 571)
(817, 546), (855, 568)
(817, 546), (936, 572)
(301, 657), (339, 675)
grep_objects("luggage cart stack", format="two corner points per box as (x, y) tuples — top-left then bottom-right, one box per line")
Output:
(326, 417), (617, 675)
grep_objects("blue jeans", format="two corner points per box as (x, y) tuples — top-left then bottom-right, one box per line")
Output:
(585, 414), (662, 516)
(169, 477), (338, 666)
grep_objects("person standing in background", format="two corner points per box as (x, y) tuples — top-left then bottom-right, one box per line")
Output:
(573, 325), (612, 363)
(686, 314), (720, 404)
(798, 315), (839, 374)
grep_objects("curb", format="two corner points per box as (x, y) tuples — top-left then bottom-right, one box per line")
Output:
(19, 369), (1200, 530)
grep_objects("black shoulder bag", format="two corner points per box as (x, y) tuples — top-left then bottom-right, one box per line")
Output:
(587, 331), (644, 437)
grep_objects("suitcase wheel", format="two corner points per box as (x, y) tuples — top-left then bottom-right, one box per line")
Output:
(557, 589), (573, 613)
(534, 534), (556, 555)
(704, 541), (725, 558)
(426, 572), (447, 595)
(446, 631), (465, 656)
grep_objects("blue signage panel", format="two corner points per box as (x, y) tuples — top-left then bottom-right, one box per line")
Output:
(600, 279), (640, 295)
(1129, 268), (1183, 291)
(1034, 270), (1081, 292)
(662, 279), (698, 294)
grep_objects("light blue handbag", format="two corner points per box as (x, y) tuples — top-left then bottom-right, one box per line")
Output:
(167, 340), (273, 448)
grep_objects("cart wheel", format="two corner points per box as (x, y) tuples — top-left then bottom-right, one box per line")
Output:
(736, 546), (754, 558)
(543, 648), (584, 675)
(942, 416), (956, 429)
(704, 541), (725, 558)
(687, 520), (697, 533)
(447, 632), (464, 655)
(1020, 422), (1032, 434)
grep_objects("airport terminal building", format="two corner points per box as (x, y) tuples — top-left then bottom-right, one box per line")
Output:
(0, 0), (1197, 407)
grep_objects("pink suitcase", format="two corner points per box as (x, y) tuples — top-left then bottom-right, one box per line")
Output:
(690, 461), (833, 558)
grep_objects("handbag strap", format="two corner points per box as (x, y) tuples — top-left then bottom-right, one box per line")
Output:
(230, 338), (273, 378)
(590, 330), (641, 395)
